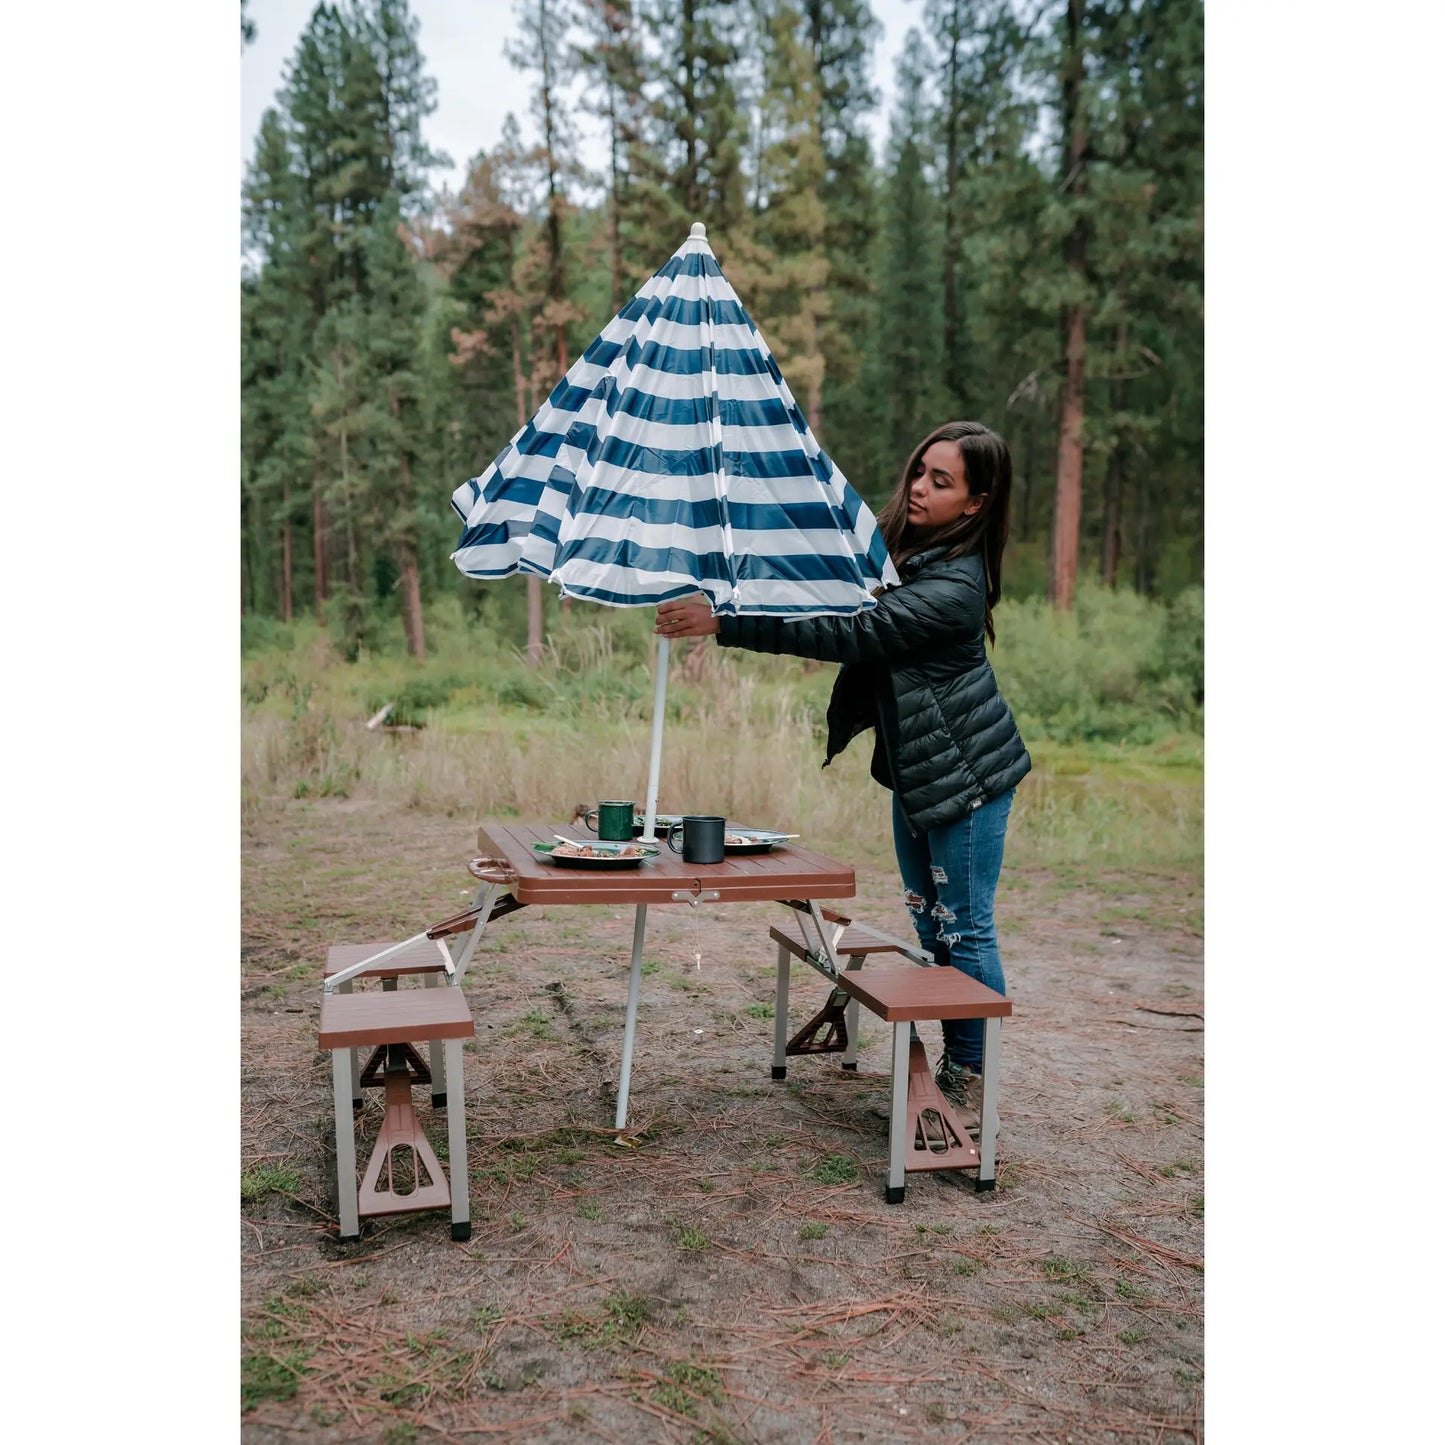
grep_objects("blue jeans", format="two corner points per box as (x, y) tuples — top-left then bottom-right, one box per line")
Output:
(891, 789), (1014, 1070)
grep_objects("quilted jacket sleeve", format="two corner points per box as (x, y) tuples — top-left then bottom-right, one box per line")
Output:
(716, 562), (981, 664)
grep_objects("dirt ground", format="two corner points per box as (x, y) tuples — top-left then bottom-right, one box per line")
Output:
(241, 797), (1203, 1443)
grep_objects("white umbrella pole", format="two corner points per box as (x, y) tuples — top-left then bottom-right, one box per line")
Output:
(640, 635), (670, 841)
(617, 635), (670, 1131)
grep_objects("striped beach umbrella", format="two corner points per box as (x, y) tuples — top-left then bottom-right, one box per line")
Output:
(450, 222), (898, 839)
(449, 222), (899, 1129)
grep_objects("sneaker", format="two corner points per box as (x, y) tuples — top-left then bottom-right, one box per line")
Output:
(935, 1058), (982, 1132)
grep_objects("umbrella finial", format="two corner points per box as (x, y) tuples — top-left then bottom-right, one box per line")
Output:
(689, 221), (706, 239)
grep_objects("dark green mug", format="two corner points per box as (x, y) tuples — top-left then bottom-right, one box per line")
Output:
(666, 814), (726, 865)
(584, 800), (635, 842)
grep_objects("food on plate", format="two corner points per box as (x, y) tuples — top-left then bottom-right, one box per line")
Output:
(551, 842), (647, 859)
(724, 833), (753, 846)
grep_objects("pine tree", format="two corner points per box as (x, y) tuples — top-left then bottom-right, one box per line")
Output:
(640, 0), (747, 242)
(243, 107), (315, 620)
(1048, 0), (1088, 612)
(730, 2), (829, 433)
(924, 0), (1030, 416)
(575, 0), (650, 311)
(1086, 0), (1202, 593)
(864, 32), (950, 493)
(350, 0), (449, 212)
(359, 193), (431, 657)
(798, 1), (881, 453)
(508, 0), (592, 655)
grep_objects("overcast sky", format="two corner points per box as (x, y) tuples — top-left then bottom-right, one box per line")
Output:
(242, 0), (925, 198)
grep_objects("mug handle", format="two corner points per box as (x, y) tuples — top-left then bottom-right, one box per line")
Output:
(666, 820), (685, 853)
(584, 809), (600, 834)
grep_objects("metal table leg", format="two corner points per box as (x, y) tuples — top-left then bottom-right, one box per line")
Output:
(332, 1048), (360, 1240)
(445, 1037), (471, 1240)
(771, 940), (792, 1079)
(886, 1021), (910, 1203)
(976, 1016), (1002, 1191)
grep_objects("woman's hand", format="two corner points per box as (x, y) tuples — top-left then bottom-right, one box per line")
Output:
(655, 599), (720, 638)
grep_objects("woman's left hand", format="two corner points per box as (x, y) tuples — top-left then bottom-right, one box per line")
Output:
(655, 599), (720, 637)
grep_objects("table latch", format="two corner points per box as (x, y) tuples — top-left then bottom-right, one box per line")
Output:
(671, 888), (721, 904)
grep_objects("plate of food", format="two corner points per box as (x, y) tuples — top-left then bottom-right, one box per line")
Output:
(722, 827), (798, 855)
(533, 839), (660, 870)
(630, 814), (682, 837)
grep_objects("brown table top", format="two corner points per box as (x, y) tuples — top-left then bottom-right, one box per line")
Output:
(478, 822), (856, 907)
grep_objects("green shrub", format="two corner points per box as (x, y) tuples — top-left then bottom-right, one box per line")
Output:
(992, 580), (1203, 743)
(241, 614), (297, 656)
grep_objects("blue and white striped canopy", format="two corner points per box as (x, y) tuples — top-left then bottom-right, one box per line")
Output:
(449, 224), (899, 617)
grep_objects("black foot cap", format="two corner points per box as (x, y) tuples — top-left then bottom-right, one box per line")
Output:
(885, 1185), (906, 1205)
(841, 1061), (859, 1072)
(431, 1093), (447, 1109)
(338, 1232), (361, 1244)
(771, 1066), (787, 1080)
(451, 1221), (472, 1242)
(975, 1177), (996, 1193)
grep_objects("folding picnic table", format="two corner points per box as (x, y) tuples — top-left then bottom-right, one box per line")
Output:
(468, 823), (858, 1127)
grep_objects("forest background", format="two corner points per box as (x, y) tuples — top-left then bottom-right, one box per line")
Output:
(241, 0), (1203, 700)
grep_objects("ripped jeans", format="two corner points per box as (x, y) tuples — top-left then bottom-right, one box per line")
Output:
(892, 789), (1014, 1071)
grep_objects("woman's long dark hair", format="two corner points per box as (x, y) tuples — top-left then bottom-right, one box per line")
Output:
(875, 420), (1014, 644)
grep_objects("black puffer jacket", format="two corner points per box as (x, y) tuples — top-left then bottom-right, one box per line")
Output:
(716, 548), (1030, 834)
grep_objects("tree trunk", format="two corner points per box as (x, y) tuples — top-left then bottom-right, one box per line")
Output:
(526, 578), (545, 662)
(1019, 411), (1035, 542)
(1049, 0), (1088, 613)
(556, 322), (573, 618)
(541, 4), (565, 352)
(280, 496), (294, 624)
(241, 495), (253, 615)
(511, 308), (527, 443)
(399, 549), (426, 659)
(1133, 468), (1154, 596)
(682, 0), (698, 212)
(390, 388), (426, 660)
(607, 76), (622, 315)
(1101, 324), (1128, 589)
(941, 4), (963, 409)
(514, 306), (546, 663)
(1101, 443), (1124, 589)
(336, 352), (357, 588)
(313, 481), (328, 617)
(1050, 304), (1086, 611)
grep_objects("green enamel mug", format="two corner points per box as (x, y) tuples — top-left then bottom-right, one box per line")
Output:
(584, 800), (636, 842)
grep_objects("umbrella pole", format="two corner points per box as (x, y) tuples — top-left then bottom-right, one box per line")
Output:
(619, 636), (669, 1130)
(640, 635), (670, 842)
(616, 903), (649, 1129)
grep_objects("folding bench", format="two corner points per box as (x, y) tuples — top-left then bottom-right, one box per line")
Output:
(767, 903), (1011, 1202)
(833, 967), (1011, 1201)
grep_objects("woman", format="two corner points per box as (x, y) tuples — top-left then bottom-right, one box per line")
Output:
(656, 420), (1031, 1125)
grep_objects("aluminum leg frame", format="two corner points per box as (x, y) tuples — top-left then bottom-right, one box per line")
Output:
(769, 901), (862, 1080)
(771, 942), (867, 1079)
(884, 1014), (1002, 1202)
(331, 1037), (471, 1242)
